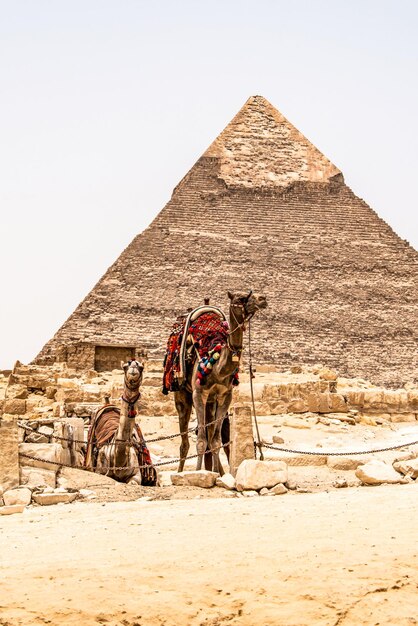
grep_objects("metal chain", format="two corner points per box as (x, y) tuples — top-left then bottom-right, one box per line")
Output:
(263, 439), (418, 456)
(18, 421), (418, 456)
(19, 440), (231, 473)
(17, 415), (224, 446)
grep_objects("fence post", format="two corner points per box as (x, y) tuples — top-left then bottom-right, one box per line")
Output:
(229, 404), (255, 477)
(0, 415), (20, 491)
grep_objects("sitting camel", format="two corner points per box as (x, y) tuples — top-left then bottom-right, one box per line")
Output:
(174, 290), (267, 475)
(85, 360), (156, 484)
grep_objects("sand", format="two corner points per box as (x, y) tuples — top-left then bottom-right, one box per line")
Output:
(1, 484), (418, 626)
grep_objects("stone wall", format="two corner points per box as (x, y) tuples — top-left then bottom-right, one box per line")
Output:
(0, 417), (19, 491)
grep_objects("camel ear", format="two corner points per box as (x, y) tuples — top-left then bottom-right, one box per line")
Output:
(121, 361), (127, 371)
(245, 290), (253, 302)
(227, 291), (234, 300)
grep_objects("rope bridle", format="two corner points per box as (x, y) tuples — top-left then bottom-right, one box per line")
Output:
(121, 360), (143, 418)
(227, 293), (262, 354)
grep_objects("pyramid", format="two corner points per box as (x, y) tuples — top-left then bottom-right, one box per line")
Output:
(36, 96), (418, 387)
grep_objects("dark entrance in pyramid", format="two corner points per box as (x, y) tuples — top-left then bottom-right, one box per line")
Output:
(35, 96), (418, 387)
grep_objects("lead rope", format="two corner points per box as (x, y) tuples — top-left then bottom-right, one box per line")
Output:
(248, 317), (264, 460)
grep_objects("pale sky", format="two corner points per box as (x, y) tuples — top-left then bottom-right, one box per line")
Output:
(0, 0), (417, 369)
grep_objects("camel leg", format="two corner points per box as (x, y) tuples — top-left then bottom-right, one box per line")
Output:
(204, 402), (216, 470)
(211, 392), (232, 476)
(192, 388), (208, 470)
(221, 412), (230, 463)
(174, 389), (193, 472)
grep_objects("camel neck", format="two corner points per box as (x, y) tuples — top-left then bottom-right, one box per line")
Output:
(228, 307), (244, 353)
(115, 389), (138, 465)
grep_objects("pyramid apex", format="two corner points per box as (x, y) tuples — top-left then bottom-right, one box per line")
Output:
(203, 95), (341, 188)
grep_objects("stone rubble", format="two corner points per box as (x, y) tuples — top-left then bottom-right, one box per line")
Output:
(32, 491), (78, 506)
(171, 470), (219, 489)
(2, 487), (32, 507)
(355, 460), (406, 485)
(1, 362), (418, 506)
(216, 473), (236, 490)
(235, 460), (288, 491)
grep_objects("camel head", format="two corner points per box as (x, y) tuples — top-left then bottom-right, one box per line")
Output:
(121, 359), (144, 391)
(227, 290), (267, 320)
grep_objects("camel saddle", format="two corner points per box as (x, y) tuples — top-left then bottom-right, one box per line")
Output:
(85, 404), (157, 486)
(162, 305), (228, 394)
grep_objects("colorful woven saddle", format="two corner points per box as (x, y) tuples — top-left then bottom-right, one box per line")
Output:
(162, 305), (239, 393)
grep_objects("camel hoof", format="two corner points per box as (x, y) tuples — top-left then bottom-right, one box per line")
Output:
(129, 473), (142, 486)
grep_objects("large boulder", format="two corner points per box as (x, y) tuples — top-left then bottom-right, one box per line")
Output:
(235, 460), (288, 491)
(171, 470), (218, 488)
(355, 460), (405, 485)
(20, 467), (56, 489)
(57, 467), (125, 491)
(18, 443), (65, 471)
(3, 487), (32, 506)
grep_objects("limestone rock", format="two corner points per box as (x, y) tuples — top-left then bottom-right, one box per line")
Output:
(3, 398), (27, 415)
(333, 478), (348, 488)
(355, 460), (405, 485)
(282, 417), (311, 429)
(408, 390), (418, 411)
(0, 418), (20, 491)
(269, 483), (288, 495)
(272, 435), (284, 444)
(0, 504), (26, 515)
(171, 470), (218, 488)
(45, 386), (57, 400)
(327, 456), (370, 471)
(267, 453), (327, 467)
(5, 384), (28, 400)
(18, 443), (63, 471)
(319, 368), (338, 381)
(393, 458), (418, 479)
(287, 399), (308, 413)
(25, 432), (49, 444)
(357, 414), (378, 426)
(38, 425), (54, 438)
(230, 404), (255, 476)
(57, 467), (120, 490)
(2, 487), (32, 506)
(20, 467), (56, 489)
(389, 413), (416, 423)
(79, 489), (96, 498)
(235, 460), (288, 491)
(242, 490), (259, 497)
(216, 473), (236, 490)
(32, 492), (77, 505)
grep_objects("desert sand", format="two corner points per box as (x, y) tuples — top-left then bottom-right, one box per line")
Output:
(1, 484), (418, 626)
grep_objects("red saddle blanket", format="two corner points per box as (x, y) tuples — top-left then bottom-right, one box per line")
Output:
(162, 312), (233, 393)
(85, 404), (156, 485)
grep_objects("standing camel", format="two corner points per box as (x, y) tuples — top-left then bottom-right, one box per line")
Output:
(86, 360), (155, 484)
(174, 291), (267, 475)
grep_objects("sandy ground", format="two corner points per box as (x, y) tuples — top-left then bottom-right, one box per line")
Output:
(1, 485), (418, 626)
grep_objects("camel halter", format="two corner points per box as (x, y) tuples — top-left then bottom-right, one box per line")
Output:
(122, 361), (142, 417)
(227, 302), (257, 356)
